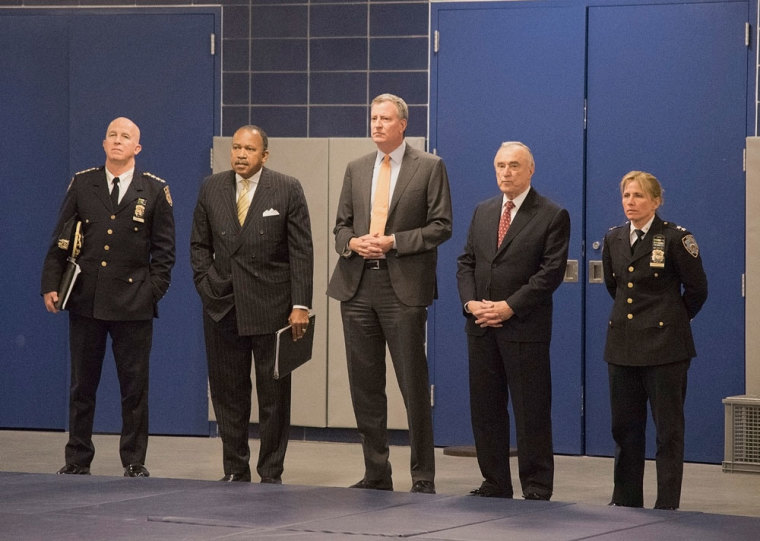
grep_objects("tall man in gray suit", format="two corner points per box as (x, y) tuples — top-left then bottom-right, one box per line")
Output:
(327, 94), (453, 494)
(457, 142), (570, 501)
(191, 125), (314, 483)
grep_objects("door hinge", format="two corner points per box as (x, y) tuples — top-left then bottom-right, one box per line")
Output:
(210, 148), (214, 170)
(742, 273), (746, 297)
(434, 30), (440, 53)
(584, 99), (588, 130)
(210, 33), (216, 55)
(744, 147), (747, 172)
(746, 23), (750, 47)
(430, 384), (435, 407)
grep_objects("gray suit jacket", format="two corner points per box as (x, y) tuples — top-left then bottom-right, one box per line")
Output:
(327, 144), (452, 307)
(456, 187), (570, 341)
(190, 168), (314, 335)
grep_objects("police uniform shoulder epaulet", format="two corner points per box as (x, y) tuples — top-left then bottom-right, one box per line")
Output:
(142, 172), (173, 207)
(142, 171), (166, 183)
(662, 221), (689, 233)
(608, 222), (628, 232)
(74, 166), (101, 176)
(68, 167), (101, 191)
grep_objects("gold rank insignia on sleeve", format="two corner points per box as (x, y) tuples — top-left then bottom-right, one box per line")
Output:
(164, 185), (173, 207)
(682, 234), (699, 258)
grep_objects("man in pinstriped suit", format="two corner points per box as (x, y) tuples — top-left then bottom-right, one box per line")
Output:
(190, 125), (314, 483)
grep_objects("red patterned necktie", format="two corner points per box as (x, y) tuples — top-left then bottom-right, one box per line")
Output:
(498, 200), (515, 247)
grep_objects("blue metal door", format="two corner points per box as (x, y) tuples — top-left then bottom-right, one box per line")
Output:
(0, 9), (219, 436)
(584, 1), (749, 462)
(67, 11), (218, 436)
(0, 15), (71, 428)
(430, 2), (587, 453)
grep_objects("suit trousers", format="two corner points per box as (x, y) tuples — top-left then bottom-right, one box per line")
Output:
(340, 267), (435, 483)
(203, 310), (291, 480)
(66, 312), (152, 467)
(608, 360), (690, 509)
(467, 331), (554, 498)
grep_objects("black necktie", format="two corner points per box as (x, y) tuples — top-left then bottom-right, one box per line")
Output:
(111, 177), (120, 208)
(631, 229), (644, 254)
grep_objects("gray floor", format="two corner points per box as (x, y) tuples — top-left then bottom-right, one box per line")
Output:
(1, 430), (759, 518)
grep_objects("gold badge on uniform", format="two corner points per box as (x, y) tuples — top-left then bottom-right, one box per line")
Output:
(133, 198), (146, 223)
(682, 234), (699, 258)
(164, 185), (173, 207)
(650, 234), (665, 268)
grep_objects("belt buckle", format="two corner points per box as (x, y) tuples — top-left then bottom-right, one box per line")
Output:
(367, 259), (380, 270)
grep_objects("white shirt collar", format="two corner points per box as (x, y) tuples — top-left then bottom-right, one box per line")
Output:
(236, 168), (263, 186)
(630, 215), (655, 239)
(377, 141), (406, 166)
(502, 186), (530, 212)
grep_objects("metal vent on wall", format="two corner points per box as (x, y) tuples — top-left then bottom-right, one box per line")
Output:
(723, 396), (760, 473)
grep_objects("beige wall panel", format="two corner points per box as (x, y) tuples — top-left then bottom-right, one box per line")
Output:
(746, 138), (760, 396)
(209, 137), (429, 430)
(326, 138), (426, 430)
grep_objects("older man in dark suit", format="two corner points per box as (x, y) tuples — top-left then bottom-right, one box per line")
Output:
(41, 117), (175, 478)
(190, 125), (313, 483)
(327, 94), (452, 494)
(457, 141), (570, 501)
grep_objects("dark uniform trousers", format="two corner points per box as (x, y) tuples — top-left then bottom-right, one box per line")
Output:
(340, 266), (435, 483)
(203, 309), (291, 480)
(608, 359), (690, 509)
(66, 312), (152, 467)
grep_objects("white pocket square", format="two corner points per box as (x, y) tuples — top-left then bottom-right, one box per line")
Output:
(263, 208), (280, 217)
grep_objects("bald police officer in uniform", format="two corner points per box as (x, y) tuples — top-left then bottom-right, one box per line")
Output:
(41, 117), (175, 478)
(603, 170), (707, 510)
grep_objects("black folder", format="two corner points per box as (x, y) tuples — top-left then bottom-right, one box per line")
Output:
(273, 314), (315, 379)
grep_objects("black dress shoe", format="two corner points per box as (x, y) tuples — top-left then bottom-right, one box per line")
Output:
(57, 464), (90, 475)
(410, 480), (436, 494)
(349, 478), (393, 491)
(654, 505), (677, 510)
(260, 477), (282, 484)
(469, 484), (511, 498)
(220, 473), (251, 482)
(523, 491), (551, 501)
(124, 464), (150, 477)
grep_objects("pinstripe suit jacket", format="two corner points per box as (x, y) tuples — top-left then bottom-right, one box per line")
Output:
(190, 168), (314, 335)
(327, 145), (452, 307)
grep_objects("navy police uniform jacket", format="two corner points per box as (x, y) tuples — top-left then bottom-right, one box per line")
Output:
(41, 166), (176, 321)
(602, 214), (707, 366)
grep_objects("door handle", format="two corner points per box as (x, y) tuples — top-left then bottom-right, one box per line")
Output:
(589, 260), (604, 283)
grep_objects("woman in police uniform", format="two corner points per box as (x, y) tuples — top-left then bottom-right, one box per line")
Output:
(602, 171), (707, 510)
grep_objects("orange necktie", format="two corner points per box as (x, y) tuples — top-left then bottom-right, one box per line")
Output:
(369, 155), (391, 235)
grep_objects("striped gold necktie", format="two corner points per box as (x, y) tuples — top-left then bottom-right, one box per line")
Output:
(237, 178), (251, 225)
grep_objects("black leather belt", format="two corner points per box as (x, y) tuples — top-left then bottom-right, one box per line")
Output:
(364, 259), (388, 270)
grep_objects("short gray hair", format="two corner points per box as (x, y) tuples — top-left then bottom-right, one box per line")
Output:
(371, 93), (409, 121)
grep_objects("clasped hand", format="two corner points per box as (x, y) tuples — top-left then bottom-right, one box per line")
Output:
(349, 234), (393, 259)
(468, 299), (514, 328)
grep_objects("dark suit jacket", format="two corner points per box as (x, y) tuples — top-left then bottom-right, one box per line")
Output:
(190, 168), (314, 335)
(41, 166), (175, 320)
(456, 187), (570, 341)
(327, 144), (452, 307)
(602, 214), (708, 366)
